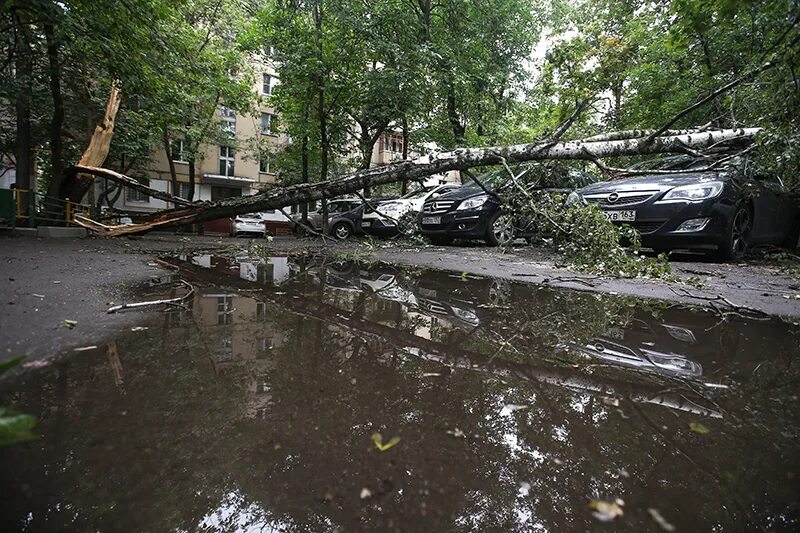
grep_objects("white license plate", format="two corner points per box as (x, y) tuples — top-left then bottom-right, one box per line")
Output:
(361, 221), (371, 227)
(603, 210), (636, 222)
(422, 216), (441, 225)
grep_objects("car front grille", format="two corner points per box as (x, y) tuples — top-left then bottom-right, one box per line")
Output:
(583, 191), (658, 206)
(422, 200), (455, 214)
(625, 220), (666, 234)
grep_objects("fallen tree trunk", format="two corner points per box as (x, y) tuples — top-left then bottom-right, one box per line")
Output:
(73, 127), (759, 236)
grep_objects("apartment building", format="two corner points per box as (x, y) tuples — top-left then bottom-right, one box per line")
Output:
(98, 58), (283, 220)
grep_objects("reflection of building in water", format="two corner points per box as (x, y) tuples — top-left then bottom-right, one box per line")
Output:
(172, 288), (286, 418)
(181, 254), (292, 285)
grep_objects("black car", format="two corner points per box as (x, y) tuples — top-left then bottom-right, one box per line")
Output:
(326, 196), (398, 240)
(569, 156), (800, 259)
(418, 165), (596, 246)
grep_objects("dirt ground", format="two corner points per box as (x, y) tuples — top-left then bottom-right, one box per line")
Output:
(1, 232), (799, 364)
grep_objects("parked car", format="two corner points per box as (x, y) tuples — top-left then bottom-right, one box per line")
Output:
(567, 156), (800, 259)
(418, 165), (596, 245)
(327, 204), (368, 240)
(361, 184), (460, 237)
(288, 198), (363, 234)
(231, 213), (268, 238)
(326, 197), (398, 239)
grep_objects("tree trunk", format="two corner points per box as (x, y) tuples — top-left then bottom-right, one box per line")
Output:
(187, 158), (196, 202)
(58, 84), (122, 202)
(301, 129), (309, 223)
(70, 127), (759, 236)
(163, 129), (179, 206)
(13, 13), (33, 218)
(401, 116), (409, 194)
(44, 22), (65, 203)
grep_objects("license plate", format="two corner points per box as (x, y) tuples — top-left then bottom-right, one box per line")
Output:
(361, 221), (371, 227)
(422, 216), (441, 225)
(603, 210), (636, 222)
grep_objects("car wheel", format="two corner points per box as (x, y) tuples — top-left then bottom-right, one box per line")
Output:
(427, 235), (453, 246)
(331, 222), (352, 240)
(716, 205), (752, 261)
(485, 212), (515, 246)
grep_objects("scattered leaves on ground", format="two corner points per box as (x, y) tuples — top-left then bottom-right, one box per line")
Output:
(689, 422), (710, 434)
(589, 499), (624, 522)
(648, 508), (676, 531)
(359, 488), (372, 499)
(371, 433), (400, 452)
(63, 319), (78, 329)
(447, 428), (466, 438)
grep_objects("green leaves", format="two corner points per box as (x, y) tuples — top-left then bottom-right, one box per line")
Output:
(0, 408), (38, 446)
(0, 357), (38, 446)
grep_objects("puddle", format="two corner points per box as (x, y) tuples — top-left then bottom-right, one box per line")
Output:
(1, 253), (799, 531)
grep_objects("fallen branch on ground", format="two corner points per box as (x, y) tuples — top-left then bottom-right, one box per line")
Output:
(107, 280), (195, 313)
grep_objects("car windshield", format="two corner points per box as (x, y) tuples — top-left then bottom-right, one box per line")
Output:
(628, 155), (710, 171)
(461, 165), (595, 192)
(402, 187), (434, 200)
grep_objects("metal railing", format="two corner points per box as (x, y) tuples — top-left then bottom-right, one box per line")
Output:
(9, 189), (91, 227)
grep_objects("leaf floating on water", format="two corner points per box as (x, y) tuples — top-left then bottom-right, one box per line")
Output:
(689, 422), (710, 434)
(447, 428), (465, 438)
(648, 508), (676, 531)
(422, 372), (442, 378)
(131, 326), (149, 332)
(63, 319), (78, 329)
(359, 487), (372, 499)
(0, 408), (38, 446)
(371, 433), (400, 452)
(602, 397), (620, 407)
(73, 346), (98, 352)
(518, 481), (531, 497)
(500, 404), (530, 416)
(589, 499), (624, 522)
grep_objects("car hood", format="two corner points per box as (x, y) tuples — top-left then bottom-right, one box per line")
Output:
(434, 185), (492, 202)
(577, 171), (726, 195)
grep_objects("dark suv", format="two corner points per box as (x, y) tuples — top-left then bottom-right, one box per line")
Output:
(418, 165), (596, 245)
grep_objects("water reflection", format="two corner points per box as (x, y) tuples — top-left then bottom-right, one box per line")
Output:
(1, 254), (799, 531)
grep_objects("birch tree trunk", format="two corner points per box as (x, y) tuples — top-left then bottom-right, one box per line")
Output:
(71, 127), (759, 236)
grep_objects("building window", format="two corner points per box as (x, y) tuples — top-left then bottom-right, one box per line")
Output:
(216, 296), (233, 325)
(383, 136), (390, 150)
(256, 302), (266, 320)
(175, 182), (192, 199)
(263, 45), (275, 58)
(259, 155), (271, 173)
(217, 337), (233, 361)
(219, 146), (235, 177)
(170, 139), (187, 162)
(220, 107), (236, 138)
(261, 113), (277, 135)
(262, 73), (276, 95)
(211, 186), (242, 201)
(126, 177), (150, 203)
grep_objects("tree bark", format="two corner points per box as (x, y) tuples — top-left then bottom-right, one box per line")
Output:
(71, 128), (759, 236)
(401, 116), (409, 194)
(13, 12), (33, 217)
(163, 129), (179, 206)
(44, 21), (65, 203)
(58, 84), (122, 201)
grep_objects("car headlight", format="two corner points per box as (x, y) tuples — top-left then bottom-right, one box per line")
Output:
(456, 194), (489, 211)
(565, 191), (581, 207)
(657, 181), (723, 203)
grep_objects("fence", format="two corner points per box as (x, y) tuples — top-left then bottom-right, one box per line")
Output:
(6, 189), (92, 228)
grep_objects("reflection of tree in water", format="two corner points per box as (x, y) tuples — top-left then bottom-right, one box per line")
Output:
(2, 258), (799, 531)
